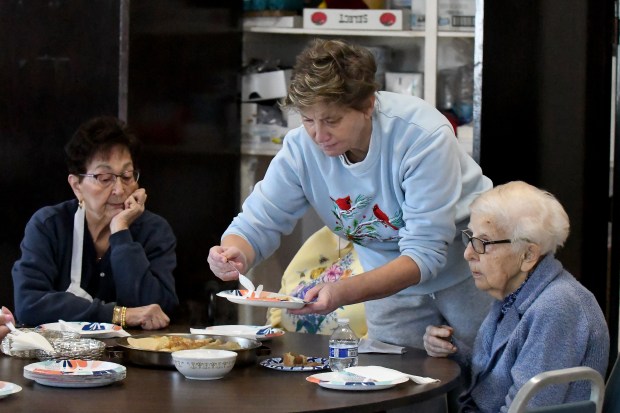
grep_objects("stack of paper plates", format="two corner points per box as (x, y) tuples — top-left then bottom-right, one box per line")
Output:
(23, 359), (126, 388)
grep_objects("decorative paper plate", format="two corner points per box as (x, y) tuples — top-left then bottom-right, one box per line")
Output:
(23, 359), (126, 388)
(306, 372), (409, 391)
(0, 381), (22, 399)
(260, 357), (328, 372)
(190, 325), (285, 341)
(36, 322), (123, 338)
(217, 290), (307, 309)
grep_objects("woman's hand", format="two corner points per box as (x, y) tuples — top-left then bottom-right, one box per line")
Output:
(110, 188), (148, 233)
(423, 325), (457, 357)
(207, 245), (248, 282)
(0, 306), (15, 340)
(125, 304), (169, 330)
(287, 283), (341, 315)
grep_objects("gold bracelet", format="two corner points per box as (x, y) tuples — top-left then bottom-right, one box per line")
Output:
(120, 306), (127, 329)
(112, 306), (122, 325)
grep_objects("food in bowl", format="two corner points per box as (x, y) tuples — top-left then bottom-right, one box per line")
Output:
(127, 335), (241, 352)
(172, 349), (237, 380)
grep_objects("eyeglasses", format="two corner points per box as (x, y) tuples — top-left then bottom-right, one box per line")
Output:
(461, 229), (512, 254)
(79, 170), (140, 188)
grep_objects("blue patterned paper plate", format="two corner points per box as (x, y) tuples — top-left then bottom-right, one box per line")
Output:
(36, 322), (122, 338)
(260, 357), (328, 372)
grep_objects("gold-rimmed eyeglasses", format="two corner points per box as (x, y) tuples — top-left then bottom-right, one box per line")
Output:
(79, 170), (140, 188)
(461, 229), (512, 254)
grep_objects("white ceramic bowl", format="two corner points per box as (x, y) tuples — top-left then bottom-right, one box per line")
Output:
(171, 349), (237, 380)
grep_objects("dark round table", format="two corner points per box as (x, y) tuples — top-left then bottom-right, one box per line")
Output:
(0, 329), (461, 413)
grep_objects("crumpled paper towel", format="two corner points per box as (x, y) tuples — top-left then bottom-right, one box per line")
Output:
(345, 365), (440, 384)
(358, 338), (406, 354)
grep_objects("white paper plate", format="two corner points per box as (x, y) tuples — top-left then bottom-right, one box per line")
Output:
(306, 372), (409, 391)
(0, 381), (22, 399)
(260, 357), (328, 372)
(190, 325), (285, 341)
(217, 290), (306, 309)
(37, 322), (122, 338)
(23, 359), (126, 388)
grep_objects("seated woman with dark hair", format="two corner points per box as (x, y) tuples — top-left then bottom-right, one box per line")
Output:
(12, 116), (178, 330)
(424, 181), (610, 412)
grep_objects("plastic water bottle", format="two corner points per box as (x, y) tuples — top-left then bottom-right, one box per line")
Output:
(328, 318), (359, 372)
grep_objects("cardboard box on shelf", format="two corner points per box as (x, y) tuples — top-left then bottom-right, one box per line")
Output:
(241, 69), (292, 102)
(411, 0), (475, 31)
(303, 8), (410, 31)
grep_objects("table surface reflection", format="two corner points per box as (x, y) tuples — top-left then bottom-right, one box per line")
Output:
(0, 328), (461, 413)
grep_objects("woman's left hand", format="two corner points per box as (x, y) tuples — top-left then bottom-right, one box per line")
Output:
(110, 188), (147, 233)
(287, 283), (340, 315)
(125, 304), (170, 330)
(423, 325), (457, 357)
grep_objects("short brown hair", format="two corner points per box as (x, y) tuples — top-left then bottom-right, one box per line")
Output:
(282, 39), (379, 112)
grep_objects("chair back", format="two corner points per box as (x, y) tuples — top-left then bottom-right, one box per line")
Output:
(603, 354), (620, 413)
(507, 366), (605, 413)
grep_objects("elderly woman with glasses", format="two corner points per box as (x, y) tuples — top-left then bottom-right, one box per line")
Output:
(423, 181), (609, 412)
(12, 116), (178, 330)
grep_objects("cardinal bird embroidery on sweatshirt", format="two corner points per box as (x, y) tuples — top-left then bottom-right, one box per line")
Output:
(373, 204), (399, 230)
(330, 196), (352, 210)
(330, 194), (403, 245)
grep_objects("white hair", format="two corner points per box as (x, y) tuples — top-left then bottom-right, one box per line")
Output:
(469, 181), (570, 255)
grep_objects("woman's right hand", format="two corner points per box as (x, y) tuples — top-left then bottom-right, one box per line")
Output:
(207, 245), (247, 282)
(125, 304), (169, 330)
(0, 306), (15, 341)
(423, 325), (457, 357)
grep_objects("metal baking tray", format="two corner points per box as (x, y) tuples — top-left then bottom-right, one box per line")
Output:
(115, 333), (263, 368)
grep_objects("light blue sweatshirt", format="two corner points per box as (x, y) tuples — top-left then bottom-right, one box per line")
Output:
(225, 91), (492, 345)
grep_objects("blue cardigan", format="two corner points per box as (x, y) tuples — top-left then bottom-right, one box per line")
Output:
(459, 254), (610, 412)
(12, 199), (179, 325)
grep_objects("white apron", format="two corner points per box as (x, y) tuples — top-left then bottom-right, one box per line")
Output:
(65, 205), (94, 302)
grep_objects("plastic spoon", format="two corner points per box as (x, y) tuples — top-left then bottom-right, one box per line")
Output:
(227, 261), (255, 297)
(6, 321), (55, 353)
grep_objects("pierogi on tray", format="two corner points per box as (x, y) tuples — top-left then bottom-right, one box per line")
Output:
(127, 335), (242, 352)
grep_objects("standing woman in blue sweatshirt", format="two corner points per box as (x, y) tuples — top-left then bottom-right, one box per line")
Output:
(208, 39), (494, 352)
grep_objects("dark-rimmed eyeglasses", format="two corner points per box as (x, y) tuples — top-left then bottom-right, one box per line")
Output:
(79, 170), (140, 188)
(461, 229), (512, 254)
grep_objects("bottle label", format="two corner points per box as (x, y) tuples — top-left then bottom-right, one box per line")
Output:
(329, 346), (358, 358)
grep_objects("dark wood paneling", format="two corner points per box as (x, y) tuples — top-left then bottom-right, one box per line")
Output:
(479, 0), (615, 355)
(0, 0), (244, 327)
(128, 0), (243, 326)
(0, 0), (122, 310)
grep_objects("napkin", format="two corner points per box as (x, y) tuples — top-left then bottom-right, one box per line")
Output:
(358, 338), (406, 354)
(344, 366), (439, 384)
(8, 333), (55, 353)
